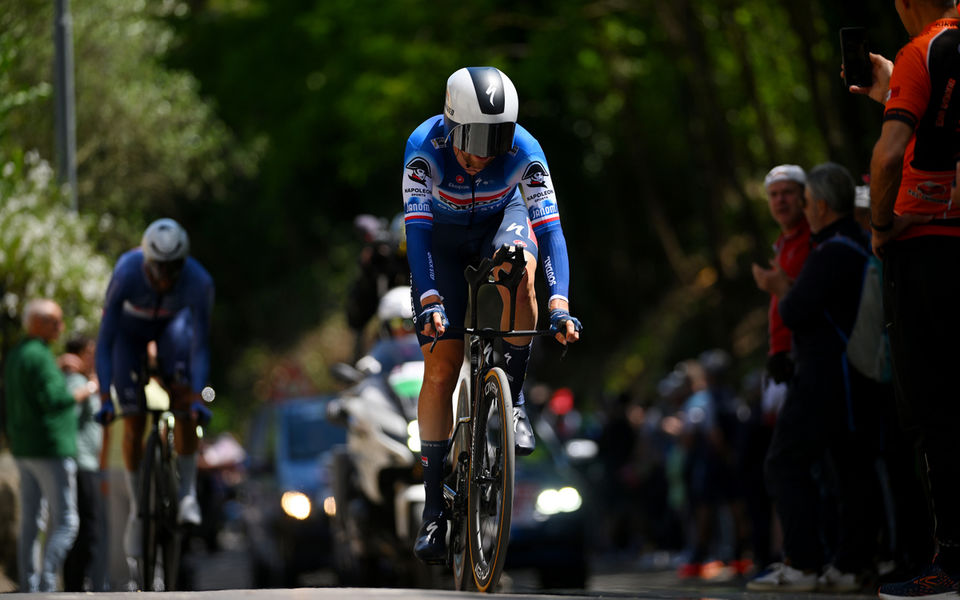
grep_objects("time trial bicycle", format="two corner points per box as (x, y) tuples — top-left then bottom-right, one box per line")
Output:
(128, 377), (213, 591)
(437, 244), (563, 592)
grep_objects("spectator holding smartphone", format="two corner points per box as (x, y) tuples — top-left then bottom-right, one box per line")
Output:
(850, 1), (960, 598)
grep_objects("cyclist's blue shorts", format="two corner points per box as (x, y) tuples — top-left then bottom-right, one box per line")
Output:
(412, 195), (538, 346)
(110, 308), (194, 414)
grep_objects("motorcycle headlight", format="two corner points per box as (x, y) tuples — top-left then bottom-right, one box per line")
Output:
(281, 491), (312, 520)
(535, 486), (582, 516)
(407, 420), (421, 453)
(322, 495), (336, 517)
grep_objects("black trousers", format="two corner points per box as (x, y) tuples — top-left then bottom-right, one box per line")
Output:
(63, 469), (105, 591)
(764, 382), (882, 573)
(883, 236), (960, 550)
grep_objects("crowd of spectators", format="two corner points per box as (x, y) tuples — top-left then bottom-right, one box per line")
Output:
(3, 300), (106, 592)
(538, 159), (941, 596)
(560, 157), (942, 596)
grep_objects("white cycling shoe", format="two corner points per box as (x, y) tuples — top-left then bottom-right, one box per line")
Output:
(177, 494), (202, 526)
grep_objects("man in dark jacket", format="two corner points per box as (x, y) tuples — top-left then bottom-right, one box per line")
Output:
(4, 299), (81, 592)
(748, 163), (883, 592)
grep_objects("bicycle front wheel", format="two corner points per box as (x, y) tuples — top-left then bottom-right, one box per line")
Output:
(467, 367), (514, 592)
(451, 376), (473, 591)
(138, 433), (161, 590)
(158, 443), (182, 591)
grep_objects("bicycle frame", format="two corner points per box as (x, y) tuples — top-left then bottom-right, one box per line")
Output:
(442, 244), (556, 592)
(138, 387), (184, 592)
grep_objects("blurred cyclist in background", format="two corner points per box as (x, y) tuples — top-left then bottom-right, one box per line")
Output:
(402, 66), (582, 562)
(94, 218), (214, 563)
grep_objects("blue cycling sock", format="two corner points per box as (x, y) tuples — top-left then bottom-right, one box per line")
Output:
(420, 439), (449, 521)
(502, 341), (532, 407)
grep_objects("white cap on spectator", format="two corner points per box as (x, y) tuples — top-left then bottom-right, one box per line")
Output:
(764, 164), (806, 189)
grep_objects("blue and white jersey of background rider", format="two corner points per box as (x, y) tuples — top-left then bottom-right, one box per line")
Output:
(402, 114), (571, 305)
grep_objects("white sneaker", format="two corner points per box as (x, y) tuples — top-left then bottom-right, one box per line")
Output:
(177, 494), (202, 525)
(818, 564), (860, 593)
(746, 562), (817, 592)
(124, 512), (142, 558)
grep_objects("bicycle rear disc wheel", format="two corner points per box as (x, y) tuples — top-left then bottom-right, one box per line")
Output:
(451, 378), (474, 591)
(467, 367), (514, 592)
(139, 434), (161, 590)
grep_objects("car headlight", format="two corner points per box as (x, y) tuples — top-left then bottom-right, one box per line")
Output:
(535, 486), (583, 516)
(281, 491), (311, 520)
(407, 420), (421, 453)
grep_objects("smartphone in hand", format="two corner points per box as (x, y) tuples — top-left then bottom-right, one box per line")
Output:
(840, 27), (873, 88)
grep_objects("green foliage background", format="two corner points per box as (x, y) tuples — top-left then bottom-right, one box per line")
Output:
(0, 0), (913, 432)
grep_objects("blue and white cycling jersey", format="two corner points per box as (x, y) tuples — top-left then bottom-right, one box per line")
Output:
(95, 248), (214, 395)
(402, 115), (570, 305)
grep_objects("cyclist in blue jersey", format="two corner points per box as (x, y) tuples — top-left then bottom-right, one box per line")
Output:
(404, 66), (582, 562)
(94, 218), (214, 561)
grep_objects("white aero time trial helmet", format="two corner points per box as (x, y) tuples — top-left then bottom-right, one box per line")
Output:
(141, 218), (189, 287)
(142, 218), (190, 262)
(443, 66), (518, 157)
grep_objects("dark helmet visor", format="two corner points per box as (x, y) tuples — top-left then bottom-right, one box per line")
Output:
(445, 118), (516, 157)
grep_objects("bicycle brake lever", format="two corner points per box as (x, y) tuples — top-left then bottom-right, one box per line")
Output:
(429, 330), (440, 353)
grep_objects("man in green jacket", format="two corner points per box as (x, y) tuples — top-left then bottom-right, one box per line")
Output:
(4, 299), (80, 592)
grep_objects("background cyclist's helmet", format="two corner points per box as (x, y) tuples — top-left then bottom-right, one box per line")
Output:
(377, 286), (415, 338)
(141, 218), (189, 287)
(443, 66), (518, 157)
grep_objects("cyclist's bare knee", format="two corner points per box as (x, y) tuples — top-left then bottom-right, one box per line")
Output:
(422, 341), (462, 393)
(419, 340), (461, 437)
(122, 414), (147, 471)
(167, 383), (199, 455)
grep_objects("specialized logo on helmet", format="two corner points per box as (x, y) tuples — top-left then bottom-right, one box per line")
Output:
(485, 82), (498, 107)
(468, 67), (506, 115)
(521, 162), (549, 188)
(149, 224), (185, 257)
(406, 157), (431, 187)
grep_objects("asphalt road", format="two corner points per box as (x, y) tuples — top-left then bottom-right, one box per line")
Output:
(0, 571), (883, 600)
(93, 537), (880, 600)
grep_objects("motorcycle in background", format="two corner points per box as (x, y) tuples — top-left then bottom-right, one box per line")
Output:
(327, 334), (446, 587)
